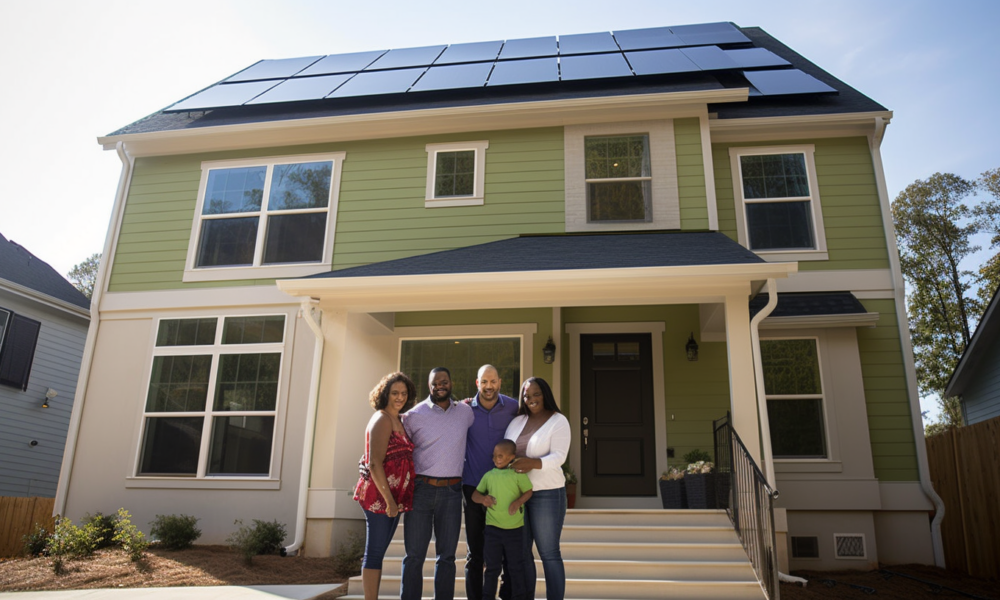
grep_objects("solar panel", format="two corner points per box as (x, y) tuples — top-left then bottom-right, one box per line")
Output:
(680, 46), (739, 71)
(410, 62), (493, 92)
(487, 57), (559, 86)
(498, 36), (558, 60)
(613, 27), (683, 51)
(169, 81), (280, 111)
(366, 45), (447, 70)
(225, 57), (323, 82)
(725, 48), (790, 69)
(245, 74), (353, 104)
(328, 67), (427, 97)
(625, 48), (699, 76)
(670, 22), (750, 46)
(559, 53), (632, 80)
(743, 69), (837, 95)
(297, 50), (387, 76)
(435, 40), (503, 65)
(558, 32), (619, 56)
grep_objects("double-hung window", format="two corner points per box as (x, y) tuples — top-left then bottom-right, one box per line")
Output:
(761, 338), (828, 459)
(137, 315), (286, 478)
(425, 141), (488, 207)
(184, 153), (345, 282)
(0, 307), (41, 392)
(584, 134), (652, 222)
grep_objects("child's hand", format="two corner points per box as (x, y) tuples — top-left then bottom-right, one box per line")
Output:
(483, 495), (497, 507)
(508, 503), (520, 516)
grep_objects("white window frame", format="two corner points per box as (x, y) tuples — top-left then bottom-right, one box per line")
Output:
(760, 335), (831, 461)
(564, 120), (679, 232)
(425, 141), (489, 208)
(183, 152), (346, 282)
(129, 313), (292, 488)
(730, 145), (828, 261)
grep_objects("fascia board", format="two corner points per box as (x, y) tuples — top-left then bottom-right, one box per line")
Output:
(758, 312), (881, 330)
(98, 89), (749, 157)
(0, 279), (91, 320)
(709, 111), (894, 143)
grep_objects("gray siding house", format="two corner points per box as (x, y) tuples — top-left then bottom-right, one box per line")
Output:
(945, 285), (1000, 425)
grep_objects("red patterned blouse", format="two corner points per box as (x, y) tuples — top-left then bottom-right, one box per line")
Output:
(354, 430), (415, 514)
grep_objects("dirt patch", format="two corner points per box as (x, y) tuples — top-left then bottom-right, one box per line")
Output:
(781, 564), (997, 599)
(0, 545), (348, 592)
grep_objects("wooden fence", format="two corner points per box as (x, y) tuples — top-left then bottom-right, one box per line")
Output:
(0, 496), (55, 557)
(925, 416), (1000, 579)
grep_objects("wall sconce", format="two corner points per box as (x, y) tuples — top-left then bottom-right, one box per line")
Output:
(42, 388), (57, 409)
(685, 333), (699, 362)
(543, 336), (556, 364)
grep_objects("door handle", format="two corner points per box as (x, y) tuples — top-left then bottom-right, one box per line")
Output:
(583, 428), (589, 450)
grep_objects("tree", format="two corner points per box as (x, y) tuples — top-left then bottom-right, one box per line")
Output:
(68, 253), (101, 299)
(974, 167), (1000, 303)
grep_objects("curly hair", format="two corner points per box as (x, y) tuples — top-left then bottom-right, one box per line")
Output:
(369, 371), (417, 411)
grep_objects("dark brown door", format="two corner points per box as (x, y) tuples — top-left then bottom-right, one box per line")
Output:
(580, 333), (656, 496)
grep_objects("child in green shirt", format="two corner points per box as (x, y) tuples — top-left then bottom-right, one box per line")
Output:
(473, 439), (533, 600)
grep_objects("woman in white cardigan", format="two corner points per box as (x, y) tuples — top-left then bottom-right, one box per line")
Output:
(506, 377), (570, 600)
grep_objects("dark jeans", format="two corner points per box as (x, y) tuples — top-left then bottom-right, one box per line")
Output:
(463, 485), (512, 600)
(401, 479), (463, 600)
(522, 488), (566, 600)
(361, 507), (401, 570)
(484, 526), (527, 600)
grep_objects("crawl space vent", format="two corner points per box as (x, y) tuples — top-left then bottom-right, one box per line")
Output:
(834, 534), (866, 559)
(791, 536), (820, 558)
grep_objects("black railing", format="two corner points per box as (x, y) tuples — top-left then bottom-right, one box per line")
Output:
(714, 412), (780, 600)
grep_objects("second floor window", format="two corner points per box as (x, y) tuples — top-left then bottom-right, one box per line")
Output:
(424, 141), (488, 207)
(584, 134), (652, 222)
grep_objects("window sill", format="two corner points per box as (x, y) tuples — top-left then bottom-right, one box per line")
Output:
(424, 197), (484, 208)
(755, 250), (828, 262)
(182, 263), (331, 283)
(125, 477), (281, 490)
(774, 460), (842, 473)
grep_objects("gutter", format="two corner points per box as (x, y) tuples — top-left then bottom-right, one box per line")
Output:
(869, 116), (946, 567)
(54, 141), (134, 516)
(282, 297), (324, 556)
(749, 279), (779, 489)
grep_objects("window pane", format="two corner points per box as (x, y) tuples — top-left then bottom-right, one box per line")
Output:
(767, 399), (826, 458)
(740, 154), (808, 199)
(156, 318), (217, 347)
(146, 355), (212, 412)
(400, 338), (520, 401)
(213, 353), (281, 411)
(196, 217), (258, 267)
(138, 416), (203, 475)
(208, 415), (275, 475)
(262, 213), (325, 264)
(588, 180), (650, 221)
(746, 201), (814, 250)
(584, 135), (649, 179)
(761, 339), (821, 395)
(204, 167), (265, 214)
(222, 316), (285, 344)
(267, 162), (333, 210)
(592, 342), (615, 360)
(617, 342), (640, 361)
(435, 151), (476, 197)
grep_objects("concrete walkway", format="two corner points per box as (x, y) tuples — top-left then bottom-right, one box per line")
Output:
(0, 584), (344, 600)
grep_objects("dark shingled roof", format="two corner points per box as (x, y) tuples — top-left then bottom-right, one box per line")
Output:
(312, 231), (764, 279)
(749, 292), (867, 319)
(0, 232), (91, 310)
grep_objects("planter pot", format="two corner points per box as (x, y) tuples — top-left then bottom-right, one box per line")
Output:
(565, 483), (577, 509)
(684, 473), (717, 509)
(658, 478), (687, 509)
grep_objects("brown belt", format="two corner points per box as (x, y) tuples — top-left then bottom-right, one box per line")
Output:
(416, 475), (462, 487)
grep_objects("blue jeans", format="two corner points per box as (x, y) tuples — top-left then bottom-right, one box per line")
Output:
(521, 488), (566, 600)
(362, 508), (401, 570)
(401, 479), (463, 600)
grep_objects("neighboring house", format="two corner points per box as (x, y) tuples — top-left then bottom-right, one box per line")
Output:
(944, 284), (1000, 425)
(58, 22), (941, 572)
(0, 232), (90, 497)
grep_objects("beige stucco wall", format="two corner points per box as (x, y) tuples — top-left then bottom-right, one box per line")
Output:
(787, 510), (879, 571)
(873, 511), (935, 565)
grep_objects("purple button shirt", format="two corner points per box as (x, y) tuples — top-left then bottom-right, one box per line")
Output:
(462, 393), (520, 487)
(403, 397), (474, 477)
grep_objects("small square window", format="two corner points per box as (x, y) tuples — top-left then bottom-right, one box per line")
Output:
(425, 141), (489, 207)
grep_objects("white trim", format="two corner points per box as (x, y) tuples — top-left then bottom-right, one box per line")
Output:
(766, 269), (895, 295)
(699, 113), (719, 230)
(0, 279), (90, 320)
(709, 111), (893, 144)
(182, 152), (346, 283)
(424, 141), (488, 207)
(100, 286), (297, 315)
(124, 477), (280, 490)
(564, 121), (679, 232)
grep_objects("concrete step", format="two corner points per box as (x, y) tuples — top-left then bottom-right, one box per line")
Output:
(388, 539), (749, 562)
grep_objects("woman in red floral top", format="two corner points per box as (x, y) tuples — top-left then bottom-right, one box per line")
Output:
(354, 371), (416, 600)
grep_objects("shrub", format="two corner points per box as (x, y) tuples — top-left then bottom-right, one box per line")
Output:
(331, 531), (364, 577)
(22, 523), (50, 557)
(150, 514), (201, 550)
(226, 519), (288, 567)
(82, 512), (117, 549)
(682, 448), (712, 464)
(46, 515), (97, 574)
(112, 508), (149, 563)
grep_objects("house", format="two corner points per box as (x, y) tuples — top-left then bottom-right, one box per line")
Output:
(57, 21), (942, 576)
(0, 232), (90, 497)
(944, 284), (1000, 425)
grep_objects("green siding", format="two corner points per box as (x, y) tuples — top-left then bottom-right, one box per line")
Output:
(674, 118), (709, 230)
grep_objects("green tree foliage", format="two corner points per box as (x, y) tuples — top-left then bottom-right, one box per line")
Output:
(974, 167), (1000, 303)
(67, 253), (101, 299)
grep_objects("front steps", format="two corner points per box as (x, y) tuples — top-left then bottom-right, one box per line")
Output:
(340, 509), (766, 599)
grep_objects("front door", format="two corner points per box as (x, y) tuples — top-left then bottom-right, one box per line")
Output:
(580, 333), (656, 496)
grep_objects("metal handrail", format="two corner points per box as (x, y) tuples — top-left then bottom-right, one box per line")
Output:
(714, 412), (780, 600)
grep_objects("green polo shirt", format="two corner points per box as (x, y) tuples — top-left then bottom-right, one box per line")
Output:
(476, 466), (533, 529)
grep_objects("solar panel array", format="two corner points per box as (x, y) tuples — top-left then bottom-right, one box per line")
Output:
(167, 22), (834, 112)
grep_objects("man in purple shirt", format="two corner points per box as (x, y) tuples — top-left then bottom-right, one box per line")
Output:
(401, 367), (474, 600)
(462, 364), (521, 600)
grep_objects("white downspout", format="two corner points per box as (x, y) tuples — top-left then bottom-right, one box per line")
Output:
(282, 297), (324, 556)
(869, 116), (946, 567)
(54, 141), (133, 516)
(749, 279), (779, 489)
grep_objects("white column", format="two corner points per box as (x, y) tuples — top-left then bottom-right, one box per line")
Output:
(724, 288), (761, 463)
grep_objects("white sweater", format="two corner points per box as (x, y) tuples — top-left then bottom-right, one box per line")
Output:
(505, 412), (571, 491)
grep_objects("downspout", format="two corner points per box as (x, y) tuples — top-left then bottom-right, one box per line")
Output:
(54, 141), (133, 516)
(282, 297), (324, 556)
(749, 279), (778, 489)
(869, 116), (946, 567)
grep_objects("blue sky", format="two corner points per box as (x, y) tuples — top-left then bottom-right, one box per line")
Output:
(1, 0), (997, 420)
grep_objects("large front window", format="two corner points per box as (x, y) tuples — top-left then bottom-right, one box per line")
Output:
(761, 338), (828, 459)
(137, 315), (286, 477)
(399, 337), (521, 400)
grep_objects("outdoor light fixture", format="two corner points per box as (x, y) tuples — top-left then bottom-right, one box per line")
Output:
(42, 388), (57, 409)
(685, 333), (699, 362)
(543, 336), (556, 364)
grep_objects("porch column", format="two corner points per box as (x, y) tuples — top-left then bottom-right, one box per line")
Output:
(723, 289), (762, 464)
